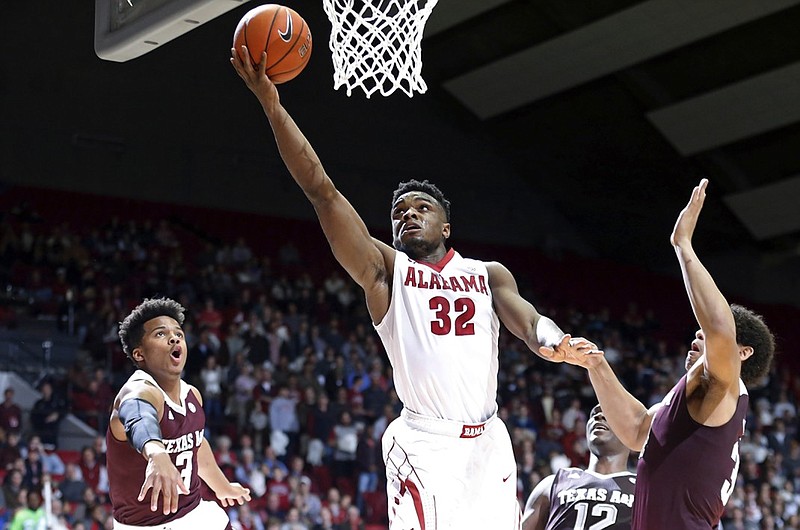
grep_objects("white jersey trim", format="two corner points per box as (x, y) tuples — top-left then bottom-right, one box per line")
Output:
(129, 369), (191, 416)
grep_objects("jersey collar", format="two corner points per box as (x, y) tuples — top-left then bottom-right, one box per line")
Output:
(414, 247), (456, 273)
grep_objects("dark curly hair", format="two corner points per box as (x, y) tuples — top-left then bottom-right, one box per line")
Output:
(119, 298), (185, 365)
(733, 304), (776, 386)
(391, 179), (451, 222)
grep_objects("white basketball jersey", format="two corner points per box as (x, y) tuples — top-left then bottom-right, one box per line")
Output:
(375, 248), (500, 424)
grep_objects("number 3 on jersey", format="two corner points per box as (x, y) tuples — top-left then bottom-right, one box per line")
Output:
(175, 450), (193, 490)
(429, 296), (475, 336)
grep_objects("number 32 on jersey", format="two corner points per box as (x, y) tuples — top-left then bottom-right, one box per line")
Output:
(429, 296), (475, 336)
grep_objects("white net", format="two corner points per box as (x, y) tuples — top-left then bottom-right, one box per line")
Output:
(323, 0), (439, 98)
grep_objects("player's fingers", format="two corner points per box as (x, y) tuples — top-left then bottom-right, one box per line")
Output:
(171, 480), (185, 514)
(568, 336), (593, 348)
(150, 482), (162, 512)
(229, 50), (249, 80)
(232, 47), (250, 69)
(239, 46), (254, 69)
(138, 480), (152, 502)
(156, 485), (169, 514)
(697, 180), (708, 202)
(258, 52), (268, 75)
(239, 45), (249, 64)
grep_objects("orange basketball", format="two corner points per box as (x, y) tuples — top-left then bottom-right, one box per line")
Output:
(233, 4), (312, 84)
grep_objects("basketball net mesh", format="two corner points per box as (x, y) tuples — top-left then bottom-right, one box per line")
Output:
(323, 0), (439, 98)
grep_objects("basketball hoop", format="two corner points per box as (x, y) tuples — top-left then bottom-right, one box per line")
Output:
(322, 0), (439, 98)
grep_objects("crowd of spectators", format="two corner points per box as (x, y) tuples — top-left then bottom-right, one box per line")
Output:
(0, 193), (798, 530)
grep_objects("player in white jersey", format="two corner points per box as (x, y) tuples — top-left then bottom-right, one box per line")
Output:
(232, 47), (594, 530)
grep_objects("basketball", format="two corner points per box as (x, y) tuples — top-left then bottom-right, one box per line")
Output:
(233, 4), (312, 84)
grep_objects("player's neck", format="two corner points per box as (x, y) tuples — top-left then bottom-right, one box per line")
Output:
(152, 373), (181, 402)
(589, 453), (628, 475)
(409, 245), (448, 265)
(164, 384), (181, 403)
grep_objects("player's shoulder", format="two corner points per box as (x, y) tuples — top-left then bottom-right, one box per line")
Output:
(525, 473), (558, 509)
(484, 260), (512, 280)
(121, 379), (162, 399)
(116, 371), (164, 405)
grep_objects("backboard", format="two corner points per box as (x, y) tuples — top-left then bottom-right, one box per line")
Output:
(95, 0), (253, 62)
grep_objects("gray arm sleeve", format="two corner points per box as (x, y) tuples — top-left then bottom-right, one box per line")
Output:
(118, 398), (162, 453)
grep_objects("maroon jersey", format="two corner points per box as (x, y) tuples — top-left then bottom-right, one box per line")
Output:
(633, 374), (748, 530)
(107, 371), (206, 526)
(545, 467), (635, 530)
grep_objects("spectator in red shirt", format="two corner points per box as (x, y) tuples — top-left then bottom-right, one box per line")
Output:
(196, 297), (224, 338)
(323, 487), (347, 526)
(78, 445), (108, 497)
(0, 388), (23, 435)
(265, 466), (292, 514)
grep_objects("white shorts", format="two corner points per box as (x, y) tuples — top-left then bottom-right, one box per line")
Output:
(113, 500), (229, 530)
(382, 408), (521, 530)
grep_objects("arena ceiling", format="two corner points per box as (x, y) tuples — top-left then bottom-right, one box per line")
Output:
(1, 1), (799, 307)
(423, 0), (800, 300)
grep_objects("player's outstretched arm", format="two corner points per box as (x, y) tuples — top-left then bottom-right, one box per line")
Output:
(231, 47), (392, 321)
(487, 262), (594, 361)
(569, 352), (655, 452)
(521, 474), (555, 530)
(671, 178), (739, 385)
(109, 382), (189, 514)
(197, 438), (251, 507)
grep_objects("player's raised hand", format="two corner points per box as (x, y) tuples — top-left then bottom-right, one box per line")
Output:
(671, 178), (708, 248)
(215, 482), (252, 507)
(230, 47), (279, 106)
(138, 450), (189, 515)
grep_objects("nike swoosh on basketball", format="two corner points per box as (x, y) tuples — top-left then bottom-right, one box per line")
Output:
(278, 10), (293, 42)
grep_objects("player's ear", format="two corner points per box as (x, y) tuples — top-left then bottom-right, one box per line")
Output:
(739, 345), (754, 362)
(442, 222), (451, 240)
(132, 347), (145, 363)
